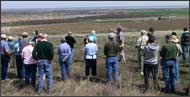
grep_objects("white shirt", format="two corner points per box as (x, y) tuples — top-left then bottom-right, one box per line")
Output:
(83, 43), (98, 59)
(22, 45), (37, 64)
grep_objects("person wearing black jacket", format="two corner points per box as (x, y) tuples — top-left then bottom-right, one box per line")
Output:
(65, 31), (76, 65)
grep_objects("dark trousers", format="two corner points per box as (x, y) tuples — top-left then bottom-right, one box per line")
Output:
(1, 54), (10, 80)
(85, 59), (97, 76)
(143, 64), (158, 90)
(15, 55), (23, 78)
(24, 64), (37, 87)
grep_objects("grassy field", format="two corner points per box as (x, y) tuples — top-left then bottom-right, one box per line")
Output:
(1, 7), (189, 96)
(1, 31), (189, 96)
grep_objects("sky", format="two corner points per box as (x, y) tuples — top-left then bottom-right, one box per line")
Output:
(1, 1), (189, 9)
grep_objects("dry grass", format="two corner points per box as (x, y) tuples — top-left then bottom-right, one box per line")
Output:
(1, 30), (189, 96)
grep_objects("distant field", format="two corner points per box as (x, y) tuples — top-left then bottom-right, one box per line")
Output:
(142, 9), (189, 16)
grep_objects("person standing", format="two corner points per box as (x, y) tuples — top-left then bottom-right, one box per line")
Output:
(170, 35), (182, 82)
(160, 36), (178, 93)
(14, 35), (23, 78)
(115, 27), (125, 62)
(58, 37), (71, 80)
(7, 36), (16, 68)
(88, 30), (97, 44)
(147, 27), (155, 38)
(1, 34), (10, 80)
(32, 30), (39, 45)
(83, 36), (98, 80)
(65, 31), (76, 65)
(142, 35), (159, 92)
(104, 32), (120, 85)
(32, 34), (54, 95)
(19, 32), (29, 80)
(136, 30), (149, 75)
(181, 27), (189, 64)
(21, 39), (37, 88)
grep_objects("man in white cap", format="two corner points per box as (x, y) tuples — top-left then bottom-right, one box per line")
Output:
(1, 34), (10, 80)
(7, 36), (16, 68)
(19, 32), (29, 80)
(83, 35), (98, 80)
(65, 31), (76, 65)
(104, 32), (120, 85)
(136, 30), (149, 75)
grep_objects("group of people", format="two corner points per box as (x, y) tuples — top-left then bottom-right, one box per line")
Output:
(135, 27), (190, 94)
(1, 26), (189, 95)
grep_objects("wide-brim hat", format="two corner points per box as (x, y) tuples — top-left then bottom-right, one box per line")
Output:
(141, 30), (147, 34)
(22, 32), (28, 36)
(1, 34), (7, 38)
(170, 35), (179, 43)
(108, 32), (114, 38)
(8, 36), (13, 40)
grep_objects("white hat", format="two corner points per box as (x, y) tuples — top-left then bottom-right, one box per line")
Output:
(108, 32), (114, 38)
(170, 35), (179, 43)
(141, 30), (147, 34)
(68, 31), (72, 34)
(1, 34), (7, 38)
(91, 30), (96, 35)
(88, 36), (94, 42)
(22, 32), (28, 36)
(8, 36), (13, 40)
(39, 33), (43, 37)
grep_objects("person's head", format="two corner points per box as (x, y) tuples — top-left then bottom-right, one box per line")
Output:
(18, 34), (23, 40)
(60, 37), (66, 43)
(88, 36), (94, 43)
(171, 32), (177, 36)
(35, 30), (39, 35)
(108, 32), (114, 40)
(165, 35), (171, 43)
(8, 36), (13, 41)
(28, 39), (34, 46)
(170, 35), (179, 43)
(1, 34), (7, 40)
(22, 32), (28, 38)
(68, 31), (72, 36)
(140, 30), (147, 36)
(43, 33), (48, 39)
(91, 30), (96, 35)
(116, 27), (122, 32)
(148, 35), (156, 43)
(38, 33), (43, 38)
(149, 27), (154, 33)
(183, 27), (188, 32)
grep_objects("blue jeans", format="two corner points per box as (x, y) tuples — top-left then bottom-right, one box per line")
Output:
(175, 57), (179, 81)
(15, 55), (23, 78)
(182, 45), (189, 63)
(24, 64), (37, 87)
(1, 54), (10, 80)
(69, 49), (73, 64)
(38, 59), (53, 93)
(162, 60), (176, 93)
(59, 56), (71, 80)
(106, 57), (118, 82)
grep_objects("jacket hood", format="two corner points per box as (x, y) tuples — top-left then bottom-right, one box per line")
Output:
(147, 43), (159, 51)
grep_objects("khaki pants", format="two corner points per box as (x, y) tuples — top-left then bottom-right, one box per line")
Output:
(138, 49), (144, 72)
(9, 53), (16, 68)
(118, 46), (126, 62)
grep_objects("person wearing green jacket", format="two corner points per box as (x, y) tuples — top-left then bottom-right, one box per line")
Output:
(32, 34), (54, 95)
